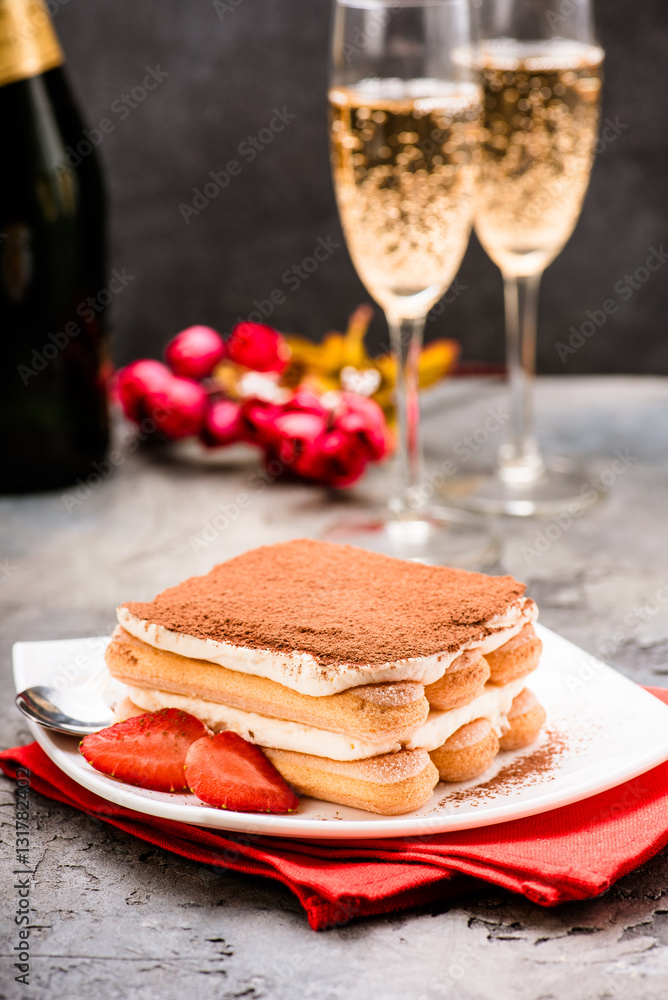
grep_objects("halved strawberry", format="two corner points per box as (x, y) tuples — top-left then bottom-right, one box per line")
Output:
(79, 709), (208, 792)
(185, 732), (299, 813)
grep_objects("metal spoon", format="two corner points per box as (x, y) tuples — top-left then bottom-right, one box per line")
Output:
(15, 686), (113, 736)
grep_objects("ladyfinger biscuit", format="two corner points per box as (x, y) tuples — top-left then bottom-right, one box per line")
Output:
(484, 623), (542, 685)
(498, 688), (546, 750)
(113, 696), (438, 815)
(264, 747), (439, 815)
(428, 718), (499, 782)
(106, 628), (429, 743)
(424, 649), (490, 710)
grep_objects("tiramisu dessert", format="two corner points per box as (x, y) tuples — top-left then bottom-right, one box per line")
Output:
(97, 539), (545, 815)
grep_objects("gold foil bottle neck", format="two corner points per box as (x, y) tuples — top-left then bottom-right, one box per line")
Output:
(0, 0), (64, 88)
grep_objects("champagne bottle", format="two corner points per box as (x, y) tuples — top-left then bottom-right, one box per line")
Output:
(0, 0), (109, 493)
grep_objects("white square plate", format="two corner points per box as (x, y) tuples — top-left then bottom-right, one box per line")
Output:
(12, 625), (668, 840)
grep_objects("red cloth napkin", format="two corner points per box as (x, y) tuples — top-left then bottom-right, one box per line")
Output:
(3, 687), (668, 931)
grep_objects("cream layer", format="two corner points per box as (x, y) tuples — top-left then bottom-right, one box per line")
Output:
(124, 677), (526, 761)
(117, 598), (537, 698)
(405, 677), (526, 751)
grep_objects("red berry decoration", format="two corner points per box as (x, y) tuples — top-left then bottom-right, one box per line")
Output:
(333, 392), (388, 461)
(185, 731), (299, 813)
(227, 322), (291, 373)
(117, 359), (173, 422)
(303, 427), (369, 488)
(165, 325), (226, 380)
(79, 709), (208, 792)
(143, 376), (208, 439)
(239, 397), (283, 447)
(283, 389), (327, 417)
(272, 410), (328, 472)
(114, 316), (391, 490)
(200, 398), (243, 448)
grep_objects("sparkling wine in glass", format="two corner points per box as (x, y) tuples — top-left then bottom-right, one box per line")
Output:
(442, 0), (604, 515)
(324, 0), (499, 566)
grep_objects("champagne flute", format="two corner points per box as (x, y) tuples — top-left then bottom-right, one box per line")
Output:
(442, 0), (604, 515)
(324, 0), (499, 566)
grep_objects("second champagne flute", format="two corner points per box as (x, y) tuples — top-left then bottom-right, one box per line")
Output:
(324, 0), (498, 566)
(441, 0), (604, 515)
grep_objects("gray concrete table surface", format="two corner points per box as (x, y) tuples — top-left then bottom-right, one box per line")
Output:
(1, 376), (668, 1000)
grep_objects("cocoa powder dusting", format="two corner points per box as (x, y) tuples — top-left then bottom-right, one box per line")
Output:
(440, 728), (568, 806)
(122, 539), (526, 667)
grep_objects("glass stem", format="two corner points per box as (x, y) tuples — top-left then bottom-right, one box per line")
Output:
(497, 272), (545, 485)
(388, 314), (425, 515)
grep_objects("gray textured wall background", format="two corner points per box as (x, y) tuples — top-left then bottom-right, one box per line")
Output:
(55, 0), (668, 373)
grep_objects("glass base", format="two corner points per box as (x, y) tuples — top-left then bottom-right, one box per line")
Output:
(440, 456), (606, 517)
(321, 506), (500, 568)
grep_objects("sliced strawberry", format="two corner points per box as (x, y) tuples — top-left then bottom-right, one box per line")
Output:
(79, 708), (208, 792)
(185, 732), (299, 813)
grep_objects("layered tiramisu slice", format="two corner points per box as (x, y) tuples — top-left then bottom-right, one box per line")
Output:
(105, 539), (545, 814)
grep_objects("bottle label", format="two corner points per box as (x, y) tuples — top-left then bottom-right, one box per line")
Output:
(0, 0), (63, 87)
